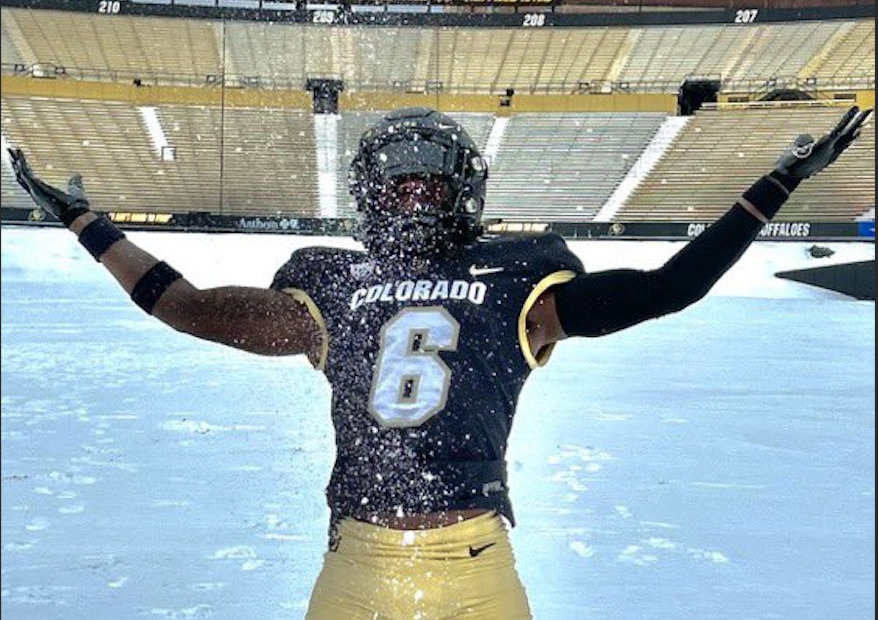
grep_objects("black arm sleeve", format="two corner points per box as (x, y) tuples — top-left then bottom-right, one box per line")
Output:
(554, 171), (799, 337)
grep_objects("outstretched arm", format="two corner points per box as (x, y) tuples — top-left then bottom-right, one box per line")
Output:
(9, 150), (323, 360)
(527, 106), (873, 349)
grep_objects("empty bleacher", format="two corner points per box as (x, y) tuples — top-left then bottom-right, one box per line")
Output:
(223, 23), (423, 90)
(1, 7), (873, 94)
(2, 95), (169, 212)
(219, 107), (319, 216)
(1, 96), (319, 217)
(1, 6), (873, 225)
(1, 152), (34, 210)
(223, 21), (871, 94)
(801, 20), (876, 82)
(3, 97), (874, 222)
(486, 113), (667, 222)
(618, 25), (737, 88)
(725, 22), (845, 86)
(1, 18), (24, 67)
(152, 105), (223, 211)
(617, 22), (853, 90)
(621, 105), (876, 222)
(417, 28), (631, 94)
(331, 27), (424, 90)
(1, 8), (222, 82)
(336, 112), (383, 217)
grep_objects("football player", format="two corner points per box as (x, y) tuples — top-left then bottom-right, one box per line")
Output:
(9, 104), (872, 620)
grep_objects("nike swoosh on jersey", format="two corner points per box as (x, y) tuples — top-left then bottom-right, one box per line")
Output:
(469, 265), (506, 278)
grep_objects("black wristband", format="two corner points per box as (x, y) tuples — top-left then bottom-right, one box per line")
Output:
(60, 206), (90, 228)
(769, 170), (801, 194)
(131, 262), (183, 314)
(741, 173), (797, 221)
(78, 217), (126, 261)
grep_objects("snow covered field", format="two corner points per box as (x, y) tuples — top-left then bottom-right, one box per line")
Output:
(2, 227), (875, 620)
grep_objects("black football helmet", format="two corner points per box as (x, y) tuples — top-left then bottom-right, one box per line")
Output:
(350, 107), (489, 259)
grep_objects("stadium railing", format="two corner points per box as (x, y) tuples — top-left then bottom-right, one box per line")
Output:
(4, 62), (875, 96)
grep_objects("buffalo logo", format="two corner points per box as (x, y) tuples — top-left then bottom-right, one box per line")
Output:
(350, 261), (376, 280)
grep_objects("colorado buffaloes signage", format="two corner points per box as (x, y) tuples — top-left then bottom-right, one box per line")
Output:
(687, 221), (816, 239)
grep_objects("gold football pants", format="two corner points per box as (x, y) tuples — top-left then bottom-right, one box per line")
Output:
(305, 512), (533, 620)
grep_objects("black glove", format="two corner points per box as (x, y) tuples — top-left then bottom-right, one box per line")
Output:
(775, 106), (873, 181)
(7, 149), (91, 227)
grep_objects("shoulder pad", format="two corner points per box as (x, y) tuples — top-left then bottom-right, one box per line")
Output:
(271, 246), (363, 291)
(476, 233), (584, 276)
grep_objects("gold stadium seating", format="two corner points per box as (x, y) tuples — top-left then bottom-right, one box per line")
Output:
(1, 152), (33, 210)
(224, 22), (424, 90)
(1, 8), (874, 224)
(2, 95), (171, 211)
(1, 95), (319, 217)
(1, 19), (24, 67)
(800, 21), (876, 82)
(151, 105), (223, 211)
(2, 7), (873, 93)
(218, 107), (319, 216)
(724, 22), (845, 86)
(486, 113), (668, 222)
(617, 22), (857, 90)
(2, 91), (873, 222)
(418, 28), (632, 94)
(1, 8), (222, 83)
(620, 105), (876, 222)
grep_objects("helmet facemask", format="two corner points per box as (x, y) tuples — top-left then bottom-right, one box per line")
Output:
(350, 109), (489, 262)
(366, 175), (455, 259)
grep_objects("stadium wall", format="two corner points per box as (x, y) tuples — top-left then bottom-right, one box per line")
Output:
(0, 75), (314, 109)
(856, 90), (876, 108)
(719, 90), (876, 107)
(3, 73), (867, 116)
(344, 92), (678, 114)
(2, 208), (872, 242)
(2, 75), (678, 113)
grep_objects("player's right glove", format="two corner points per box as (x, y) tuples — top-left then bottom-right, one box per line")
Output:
(774, 106), (873, 181)
(7, 148), (91, 227)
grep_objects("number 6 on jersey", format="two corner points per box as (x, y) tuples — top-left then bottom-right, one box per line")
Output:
(369, 307), (461, 428)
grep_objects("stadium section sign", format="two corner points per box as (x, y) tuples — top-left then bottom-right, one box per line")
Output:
(2, 0), (874, 27)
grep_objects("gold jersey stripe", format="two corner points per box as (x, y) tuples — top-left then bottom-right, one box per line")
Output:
(518, 270), (578, 370)
(282, 287), (329, 372)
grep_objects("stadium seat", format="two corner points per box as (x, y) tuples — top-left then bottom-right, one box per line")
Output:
(1, 95), (319, 217)
(620, 105), (876, 222)
(1, 8), (222, 83)
(487, 113), (667, 222)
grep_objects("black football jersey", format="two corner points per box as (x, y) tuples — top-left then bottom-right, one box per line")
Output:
(271, 233), (584, 526)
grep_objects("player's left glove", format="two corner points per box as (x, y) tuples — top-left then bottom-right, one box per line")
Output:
(774, 106), (873, 181)
(8, 148), (91, 227)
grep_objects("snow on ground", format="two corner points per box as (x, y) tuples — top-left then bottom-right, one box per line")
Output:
(1, 227), (875, 620)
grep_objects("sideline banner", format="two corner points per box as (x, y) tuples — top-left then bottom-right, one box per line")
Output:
(1, 208), (871, 240)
